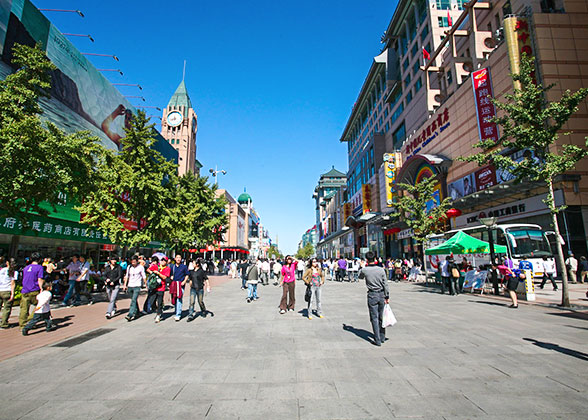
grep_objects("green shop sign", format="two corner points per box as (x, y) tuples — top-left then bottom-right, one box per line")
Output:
(0, 214), (111, 244)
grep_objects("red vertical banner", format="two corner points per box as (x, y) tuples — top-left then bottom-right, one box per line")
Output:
(472, 67), (499, 144)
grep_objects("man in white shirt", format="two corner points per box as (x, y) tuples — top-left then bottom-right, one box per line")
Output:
(565, 253), (578, 284)
(76, 255), (93, 305)
(0, 258), (16, 329)
(123, 256), (146, 321)
(260, 259), (271, 285)
(539, 256), (558, 291)
(439, 256), (451, 294)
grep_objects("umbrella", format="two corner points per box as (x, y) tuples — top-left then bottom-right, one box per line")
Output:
(425, 231), (507, 255)
(152, 252), (167, 261)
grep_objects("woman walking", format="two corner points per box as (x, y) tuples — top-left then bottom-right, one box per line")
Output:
(303, 258), (325, 319)
(498, 259), (518, 308)
(103, 256), (123, 318)
(279, 255), (297, 314)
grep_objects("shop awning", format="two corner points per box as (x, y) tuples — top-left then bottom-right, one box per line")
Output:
(425, 231), (507, 255)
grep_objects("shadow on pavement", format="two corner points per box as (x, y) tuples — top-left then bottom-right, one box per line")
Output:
(565, 324), (588, 331)
(547, 311), (588, 321)
(469, 300), (508, 307)
(523, 338), (588, 361)
(342, 323), (373, 344)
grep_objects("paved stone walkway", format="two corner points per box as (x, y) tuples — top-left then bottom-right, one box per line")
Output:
(1, 276), (587, 419)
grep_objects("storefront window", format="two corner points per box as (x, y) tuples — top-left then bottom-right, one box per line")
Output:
(436, 0), (451, 10)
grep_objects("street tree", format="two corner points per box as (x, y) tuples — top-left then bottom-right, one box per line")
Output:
(296, 243), (314, 260)
(166, 171), (227, 251)
(268, 245), (282, 260)
(0, 43), (103, 223)
(393, 176), (453, 245)
(461, 55), (588, 307)
(78, 110), (177, 248)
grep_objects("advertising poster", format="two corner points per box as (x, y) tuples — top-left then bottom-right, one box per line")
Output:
(361, 183), (372, 214)
(447, 173), (475, 200)
(383, 152), (402, 207)
(475, 165), (497, 191)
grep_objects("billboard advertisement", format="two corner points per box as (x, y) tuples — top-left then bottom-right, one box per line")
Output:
(383, 152), (402, 207)
(0, 0), (176, 161)
(471, 67), (499, 144)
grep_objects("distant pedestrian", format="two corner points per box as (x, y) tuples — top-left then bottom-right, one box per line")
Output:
(246, 259), (260, 303)
(103, 256), (123, 319)
(439, 256), (451, 294)
(19, 252), (44, 329)
(143, 256), (160, 314)
(272, 260), (282, 285)
(152, 257), (170, 323)
(76, 255), (93, 305)
(21, 282), (56, 336)
(238, 258), (249, 290)
(62, 255), (81, 307)
(579, 256), (588, 284)
(336, 257), (347, 281)
(539, 256), (558, 291)
(359, 251), (389, 346)
(296, 260), (305, 281)
(303, 258), (325, 319)
(187, 259), (210, 320)
(261, 259), (270, 285)
(123, 256), (145, 322)
(279, 255), (297, 314)
(565, 253), (578, 284)
(170, 255), (189, 321)
(0, 257), (17, 329)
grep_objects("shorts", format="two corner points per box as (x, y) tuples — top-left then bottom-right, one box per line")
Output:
(506, 277), (519, 292)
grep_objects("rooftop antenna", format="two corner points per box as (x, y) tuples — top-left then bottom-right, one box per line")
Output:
(182, 60), (186, 81)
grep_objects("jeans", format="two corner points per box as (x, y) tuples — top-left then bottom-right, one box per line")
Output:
(260, 272), (269, 285)
(127, 286), (141, 318)
(297, 270), (304, 280)
(22, 312), (52, 332)
(351, 271), (359, 282)
(337, 269), (346, 282)
(280, 282), (295, 310)
(441, 276), (450, 294)
(189, 288), (206, 315)
(106, 286), (120, 314)
(143, 289), (158, 313)
(247, 283), (258, 299)
(367, 290), (386, 344)
(0, 291), (13, 328)
(19, 291), (39, 328)
(241, 275), (247, 289)
(388, 269), (394, 281)
(449, 277), (459, 295)
(62, 280), (76, 304)
(75, 280), (91, 304)
(307, 285), (322, 315)
(175, 298), (183, 318)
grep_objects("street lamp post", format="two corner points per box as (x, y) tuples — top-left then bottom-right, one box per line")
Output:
(63, 33), (94, 42)
(124, 95), (145, 102)
(113, 83), (142, 90)
(82, 53), (119, 61)
(39, 9), (84, 18)
(97, 68), (124, 76)
(209, 166), (227, 189)
(480, 216), (499, 295)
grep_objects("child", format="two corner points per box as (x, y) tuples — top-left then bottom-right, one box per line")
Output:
(22, 282), (56, 335)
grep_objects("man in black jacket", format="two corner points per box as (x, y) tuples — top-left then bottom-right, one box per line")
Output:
(103, 256), (123, 318)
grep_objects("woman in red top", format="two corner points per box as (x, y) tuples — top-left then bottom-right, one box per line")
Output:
(279, 255), (297, 314)
(154, 258), (171, 323)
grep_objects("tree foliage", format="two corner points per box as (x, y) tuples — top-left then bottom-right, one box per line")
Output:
(461, 54), (588, 307)
(296, 242), (314, 259)
(392, 176), (453, 244)
(267, 245), (282, 260)
(0, 43), (103, 222)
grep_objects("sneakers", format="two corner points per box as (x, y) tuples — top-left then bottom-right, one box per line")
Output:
(175, 316), (181, 322)
(105, 313), (111, 319)
(110, 311), (116, 318)
(279, 309), (286, 314)
(308, 315), (312, 320)
(87, 300), (94, 306)
(46, 326), (57, 332)
(318, 315), (324, 318)
(21, 329), (28, 336)
(246, 298), (251, 303)
(155, 315), (161, 323)
(125, 316), (132, 322)
(288, 309), (294, 312)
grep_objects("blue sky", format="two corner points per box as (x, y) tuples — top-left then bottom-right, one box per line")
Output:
(38, 0), (397, 254)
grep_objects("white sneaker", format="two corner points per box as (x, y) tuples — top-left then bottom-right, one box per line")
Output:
(279, 309), (286, 314)
(175, 316), (180, 322)
(155, 315), (161, 323)
(110, 311), (116, 318)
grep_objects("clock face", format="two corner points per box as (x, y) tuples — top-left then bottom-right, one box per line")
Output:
(167, 111), (183, 127)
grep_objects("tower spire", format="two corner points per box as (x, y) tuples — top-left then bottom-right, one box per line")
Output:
(182, 60), (186, 81)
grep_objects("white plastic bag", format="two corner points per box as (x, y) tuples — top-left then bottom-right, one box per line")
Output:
(382, 303), (397, 328)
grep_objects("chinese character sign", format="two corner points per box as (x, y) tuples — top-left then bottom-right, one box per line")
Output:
(361, 184), (372, 214)
(384, 152), (403, 207)
(504, 17), (534, 90)
(472, 67), (499, 144)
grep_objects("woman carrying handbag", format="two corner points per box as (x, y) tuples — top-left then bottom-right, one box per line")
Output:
(303, 259), (325, 320)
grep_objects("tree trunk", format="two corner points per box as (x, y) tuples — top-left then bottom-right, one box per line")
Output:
(548, 179), (570, 307)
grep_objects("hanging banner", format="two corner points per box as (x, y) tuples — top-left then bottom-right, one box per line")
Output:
(504, 16), (535, 90)
(361, 184), (372, 214)
(342, 202), (352, 222)
(383, 152), (403, 207)
(472, 67), (499, 144)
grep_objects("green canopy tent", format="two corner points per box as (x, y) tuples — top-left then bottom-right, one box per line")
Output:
(425, 231), (507, 255)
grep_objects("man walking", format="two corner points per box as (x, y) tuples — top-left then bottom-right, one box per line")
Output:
(439, 256), (451, 294)
(187, 259), (210, 321)
(62, 255), (81, 307)
(337, 256), (347, 282)
(123, 256), (145, 322)
(246, 259), (260, 303)
(19, 252), (44, 329)
(170, 254), (189, 321)
(565, 253), (578, 284)
(261, 259), (270, 286)
(539, 256), (558, 291)
(238, 258), (249, 290)
(359, 251), (389, 346)
(579, 256), (588, 284)
(76, 255), (93, 305)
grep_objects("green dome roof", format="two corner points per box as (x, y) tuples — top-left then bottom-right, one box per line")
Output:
(238, 192), (252, 204)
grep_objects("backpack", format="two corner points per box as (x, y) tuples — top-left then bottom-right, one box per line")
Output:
(147, 272), (160, 290)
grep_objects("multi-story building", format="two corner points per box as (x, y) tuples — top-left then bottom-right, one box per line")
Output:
(312, 167), (347, 240)
(214, 189), (249, 260)
(300, 226), (318, 249)
(161, 79), (201, 176)
(341, 0), (588, 260)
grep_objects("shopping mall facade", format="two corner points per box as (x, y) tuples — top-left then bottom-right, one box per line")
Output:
(317, 0), (588, 260)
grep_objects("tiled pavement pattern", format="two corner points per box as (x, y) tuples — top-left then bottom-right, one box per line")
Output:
(0, 277), (586, 419)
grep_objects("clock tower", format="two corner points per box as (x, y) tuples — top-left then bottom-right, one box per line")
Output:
(161, 79), (199, 176)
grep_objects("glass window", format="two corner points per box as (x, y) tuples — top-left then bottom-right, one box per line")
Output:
(406, 90), (413, 104)
(418, 0), (428, 23)
(438, 16), (450, 27)
(436, 0), (451, 10)
(412, 42), (419, 57)
(402, 58), (409, 72)
(421, 24), (429, 42)
(392, 123), (406, 148)
(392, 102), (404, 123)
(404, 73), (411, 86)
(408, 13), (417, 39)
(447, 69), (453, 85)
(506, 228), (553, 258)
(415, 76), (422, 92)
(400, 32), (408, 56)
(389, 88), (402, 109)
(457, 0), (467, 10)
(413, 60), (421, 75)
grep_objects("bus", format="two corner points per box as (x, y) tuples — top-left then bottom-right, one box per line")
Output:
(426, 223), (556, 278)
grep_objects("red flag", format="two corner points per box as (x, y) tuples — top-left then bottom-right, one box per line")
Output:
(422, 46), (430, 60)
(447, 10), (453, 26)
